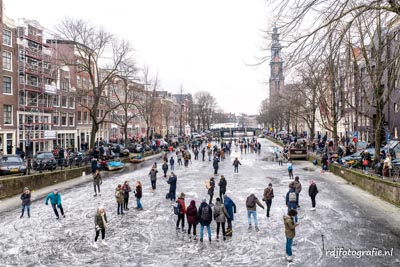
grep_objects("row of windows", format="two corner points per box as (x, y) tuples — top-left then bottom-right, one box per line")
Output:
(52, 113), (75, 127)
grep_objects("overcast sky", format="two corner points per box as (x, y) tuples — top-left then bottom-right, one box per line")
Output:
(4, 0), (271, 115)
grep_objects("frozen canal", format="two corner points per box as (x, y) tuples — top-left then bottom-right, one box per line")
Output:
(0, 139), (399, 267)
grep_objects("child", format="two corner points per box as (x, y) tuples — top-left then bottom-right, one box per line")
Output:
(20, 187), (31, 218)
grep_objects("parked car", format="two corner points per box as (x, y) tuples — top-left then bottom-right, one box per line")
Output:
(32, 152), (57, 171)
(0, 155), (27, 176)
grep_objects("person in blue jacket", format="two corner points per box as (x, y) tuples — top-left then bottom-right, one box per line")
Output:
(167, 172), (177, 201)
(223, 192), (236, 236)
(285, 183), (299, 222)
(45, 189), (65, 220)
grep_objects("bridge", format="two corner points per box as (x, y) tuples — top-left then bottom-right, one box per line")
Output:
(210, 127), (262, 138)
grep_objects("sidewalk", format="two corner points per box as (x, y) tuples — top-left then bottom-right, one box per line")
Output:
(0, 153), (162, 214)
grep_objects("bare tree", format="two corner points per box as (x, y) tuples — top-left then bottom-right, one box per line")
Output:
(193, 91), (218, 130)
(56, 18), (135, 147)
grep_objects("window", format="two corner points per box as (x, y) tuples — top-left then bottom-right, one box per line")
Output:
(77, 111), (82, 124)
(3, 29), (12, 46)
(77, 76), (82, 88)
(395, 103), (399, 113)
(28, 75), (38, 87)
(68, 113), (74, 126)
(61, 113), (67, 126)
(3, 76), (12, 94)
(4, 105), (12, 124)
(69, 97), (74, 108)
(61, 78), (69, 90)
(83, 112), (88, 124)
(61, 96), (67, 107)
(53, 113), (59, 125)
(53, 95), (59, 107)
(2, 51), (12, 71)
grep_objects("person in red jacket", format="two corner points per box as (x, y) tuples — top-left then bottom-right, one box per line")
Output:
(186, 200), (198, 240)
(176, 192), (186, 232)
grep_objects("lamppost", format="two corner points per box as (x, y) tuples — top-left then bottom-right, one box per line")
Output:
(25, 123), (33, 175)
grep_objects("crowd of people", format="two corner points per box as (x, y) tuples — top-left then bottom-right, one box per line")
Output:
(17, 136), (321, 262)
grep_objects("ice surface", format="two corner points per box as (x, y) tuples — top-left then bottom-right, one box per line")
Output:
(0, 140), (399, 266)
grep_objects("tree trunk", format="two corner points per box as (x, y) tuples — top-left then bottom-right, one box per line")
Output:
(90, 122), (99, 149)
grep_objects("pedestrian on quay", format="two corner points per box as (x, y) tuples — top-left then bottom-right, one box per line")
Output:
(213, 197), (230, 241)
(218, 175), (227, 201)
(149, 167), (158, 192)
(207, 176), (215, 205)
(93, 206), (109, 248)
(20, 187), (31, 218)
(284, 209), (299, 262)
(122, 181), (132, 210)
(246, 193), (264, 231)
(45, 189), (65, 220)
(175, 192), (186, 233)
(287, 158), (294, 179)
(162, 161), (169, 178)
(308, 180), (319, 211)
(293, 176), (302, 207)
(93, 169), (102, 197)
(198, 197), (213, 243)
(135, 181), (143, 210)
(167, 172), (177, 202)
(232, 157), (241, 174)
(186, 200), (198, 240)
(263, 183), (274, 218)
(115, 184), (124, 215)
(223, 193), (236, 237)
(169, 156), (175, 171)
(286, 183), (298, 222)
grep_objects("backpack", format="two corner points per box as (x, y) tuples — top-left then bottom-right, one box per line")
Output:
(201, 205), (210, 221)
(173, 201), (181, 215)
(246, 196), (256, 208)
(288, 192), (297, 202)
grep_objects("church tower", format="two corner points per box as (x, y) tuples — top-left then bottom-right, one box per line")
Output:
(269, 26), (284, 101)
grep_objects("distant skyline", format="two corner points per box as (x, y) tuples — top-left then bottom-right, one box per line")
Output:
(4, 0), (271, 115)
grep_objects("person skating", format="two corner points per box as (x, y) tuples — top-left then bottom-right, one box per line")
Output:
(246, 193), (264, 231)
(223, 193), (236, 236)
(293, 176), (302, 207)
(45, 189), (65, 220)
(308, 180), (319, 210)
(194, 148), (199, 160)
(287, 158), (294, 179)
(201, 147), (206, 161)
(263, 183), (274, 217)
(198, 198), (213, 243)
(169, 156), (175, 171)
(213, 156), (220, 175)
(122, 181), (132, 210)
(213, 198), (230, 241)
(167, 172), (177, 201)
(93, 169), (102, 197)
(177, 151), (183, 166)
(162, 161), (168, 178)
(93, 206), (109, 248)
(207, 176), (215, 205)
(149, 167), (158, 192)
(218, 175), (227, 201)
(20, 187), (31, 218)
(186, 200), (198, 240)
(284, 209), (299, 262)
(286, 183), (298, 222)
(207, 147), (212, 161)
(115, 184), (124, 215)
(278, 152), (284, 166)
(232, 157), (241, 174)
(175, 193), (187, 232)
(135, 181), (143, 210)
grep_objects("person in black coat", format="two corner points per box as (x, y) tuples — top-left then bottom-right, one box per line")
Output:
(162, 161), (169, 178)
(208, 177), (215, 205)
(218, 175), (227, 201)
(167, 172), (177, 201)
(308, 180), (319, 210)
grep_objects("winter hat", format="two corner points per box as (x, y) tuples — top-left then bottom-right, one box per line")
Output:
(224, 192), (229, 198)
(216, 197), (221, 202)
(295, 176), (299, 181)
(202, 197), (207, 203)
(190, 200), (196, 206)
(268, 183), (272, 187)
(53, 189), (58, 192)
(179, 192), (185, 198)
(24, 187), (29, 190)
